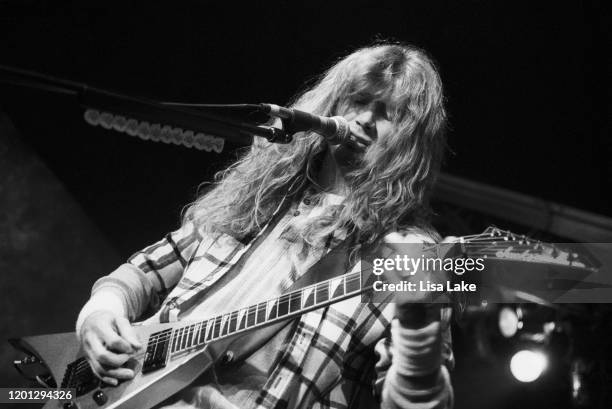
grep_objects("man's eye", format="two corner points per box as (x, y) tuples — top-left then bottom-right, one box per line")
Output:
(353, 98), (368, 106)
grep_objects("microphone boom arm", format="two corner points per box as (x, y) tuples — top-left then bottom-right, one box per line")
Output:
(0, 65), (293, 146)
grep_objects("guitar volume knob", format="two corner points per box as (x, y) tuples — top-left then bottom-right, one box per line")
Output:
(93, 389), (108, 406)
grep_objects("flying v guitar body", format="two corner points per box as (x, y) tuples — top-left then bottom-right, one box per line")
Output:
(14, 322), (233, 409)
(12, 269), (365, 409)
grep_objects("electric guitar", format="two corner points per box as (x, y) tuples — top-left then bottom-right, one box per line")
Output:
(9, 226), (599, 409)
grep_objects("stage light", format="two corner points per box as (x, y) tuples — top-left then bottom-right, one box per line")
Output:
(510, 350), (548, 382)
(498, 306), (520, 338)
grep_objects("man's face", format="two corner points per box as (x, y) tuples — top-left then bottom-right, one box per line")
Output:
(331, 92), (395, 170)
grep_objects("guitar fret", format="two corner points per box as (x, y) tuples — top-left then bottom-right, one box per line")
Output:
(278, 294), (290, 316)
(185, 326), (191, 348)
(173, 328), (180, 351)
(330, 277), (344, 298)
(267, 299), (278, 321)
(185, 325), (192, 348)
(302, 287), (315, 308)
(186, 325), (194, 348)
(180, 327), (187, 349)
(345, 272), (361, 294)
(171, 329), (179, 352)
(198, 321), (207, 344)
(238, 307), (247, 330)
(289, 291), (301, 313)
(315, 281), (329, 304)
(190, 324), (197, 346)
(184, 326), (191, 348)
(174, 328), (181, 351)
(256, 302), (267, 324)
(247, 305), (256, 327)
(212, 315), (222, 339)
(220, 314), (230, 336)
(180, 327), (188, 350)
(194, 322), (201, 345)
(228, 311), (238, 333)
(206, 318), (215, 342)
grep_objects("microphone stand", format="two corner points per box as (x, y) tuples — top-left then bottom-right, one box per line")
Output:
(0, 65), (292, 146)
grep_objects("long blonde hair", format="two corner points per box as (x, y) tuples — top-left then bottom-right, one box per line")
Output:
(183, 43), (447, 250)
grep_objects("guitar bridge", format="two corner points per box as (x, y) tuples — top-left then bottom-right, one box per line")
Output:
(61, 357), (98, 396)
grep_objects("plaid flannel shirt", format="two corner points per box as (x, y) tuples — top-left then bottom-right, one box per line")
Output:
(93, 205), (454, 409)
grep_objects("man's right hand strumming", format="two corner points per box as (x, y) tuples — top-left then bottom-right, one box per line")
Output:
(79, 310), (143, 385)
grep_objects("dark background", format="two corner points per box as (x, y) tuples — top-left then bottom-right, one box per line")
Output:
(0, 1), (609, 408)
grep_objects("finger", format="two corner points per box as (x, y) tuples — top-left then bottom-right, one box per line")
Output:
(86, 357), (119, 386)
(103, 366), (136, 380)
(101, 376), (119, 386)
(89, 335), (130, 367)
(95, 321), (133, 354)
(107, 336), (133, 354)
(98, 348), (131, 367)
(83, 332), (106, 363)
(114, 317), (143, 351)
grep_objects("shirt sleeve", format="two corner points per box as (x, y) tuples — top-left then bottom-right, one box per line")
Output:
(90, 221), (201, 320)
(374, 308), (454, 409)
(373, 229), (454, 408)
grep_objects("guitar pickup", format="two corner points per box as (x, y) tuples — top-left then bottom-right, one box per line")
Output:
(142, 329), (172, 373)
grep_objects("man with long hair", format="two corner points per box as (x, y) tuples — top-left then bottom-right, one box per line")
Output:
(76, 43), (454, 408)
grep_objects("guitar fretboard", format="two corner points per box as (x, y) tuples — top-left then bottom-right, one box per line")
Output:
(162, 270), (363, 355)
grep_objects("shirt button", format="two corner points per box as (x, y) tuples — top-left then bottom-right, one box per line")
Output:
(293, 210), (300, 216)
(303, 198), (311, 205)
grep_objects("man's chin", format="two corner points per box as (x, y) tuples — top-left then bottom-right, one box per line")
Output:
(333, 145), (364, 170)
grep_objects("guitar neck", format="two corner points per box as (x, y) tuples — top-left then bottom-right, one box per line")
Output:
(155, 226), (597, 357)
(166, 270), (364, 355)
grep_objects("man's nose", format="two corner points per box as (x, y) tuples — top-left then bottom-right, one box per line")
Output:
(355, 109), (376, 132)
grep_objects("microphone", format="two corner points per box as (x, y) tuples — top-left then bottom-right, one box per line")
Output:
(260, 103), (351, 145)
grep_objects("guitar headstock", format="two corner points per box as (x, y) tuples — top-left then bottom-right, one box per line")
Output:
(464, 226), (601, 272)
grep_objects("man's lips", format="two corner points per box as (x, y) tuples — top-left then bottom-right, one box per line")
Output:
(345, 133), (374, 152)
(347, 124), (375, 150)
